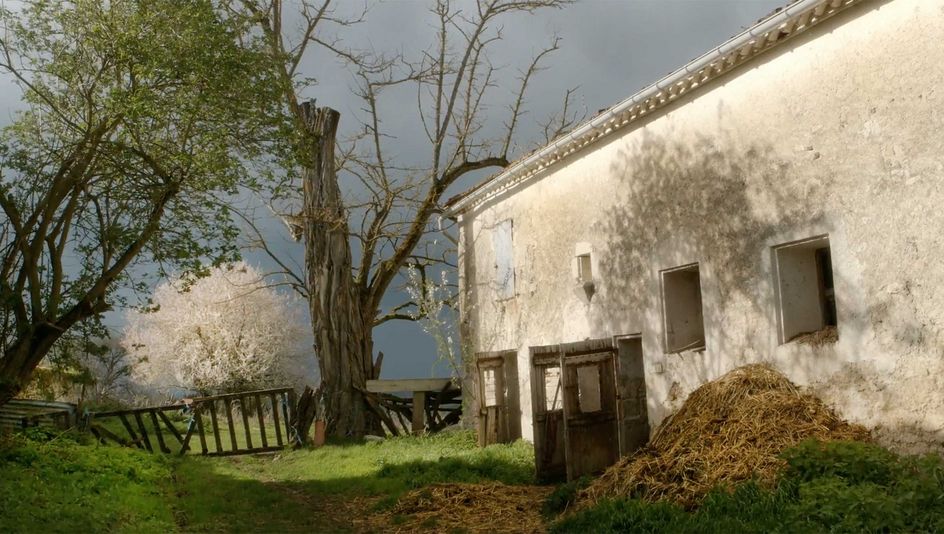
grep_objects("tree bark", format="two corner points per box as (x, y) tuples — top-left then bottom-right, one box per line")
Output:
(300, 102), (379, 438)
(0, 324), (68, 406)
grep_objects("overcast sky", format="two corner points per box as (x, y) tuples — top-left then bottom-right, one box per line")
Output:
(0, 0), (785, 380)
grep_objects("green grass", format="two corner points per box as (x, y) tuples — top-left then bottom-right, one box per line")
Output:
(551, 440), (944, 534)
(8, 428), (940, 533)
(0, 428), (178, 533)
(1, 428), (535, 533)
(174, 430), (536, 532)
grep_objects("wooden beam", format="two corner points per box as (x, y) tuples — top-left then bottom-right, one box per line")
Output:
(255, 395), (268, 448)
(158, 411), (185, 444)
(412, 391), (426, 435)
(224, 399), (238, 452)
(149, 410), (171, 453)
(270, 393), (283, 447)
(366, 378), (457, 394)
(239, 397), (253, 449)
(208, 401), (223, 453)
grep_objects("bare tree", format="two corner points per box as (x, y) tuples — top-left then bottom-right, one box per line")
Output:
(235, 0), (572, 437)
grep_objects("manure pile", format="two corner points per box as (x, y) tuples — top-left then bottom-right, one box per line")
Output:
(580, 363), (869, 508)
(375, 483), (552, 533)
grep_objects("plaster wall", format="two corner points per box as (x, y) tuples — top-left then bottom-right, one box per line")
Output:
(457, 0), (944, 453)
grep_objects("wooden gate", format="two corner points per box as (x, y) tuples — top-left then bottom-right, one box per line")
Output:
(475, 351), (520, 446)
(532, 337), (649, 481)
(616, 336), (650, 456)
(560, 340), (619, 481)
(85, 387), (296, 456)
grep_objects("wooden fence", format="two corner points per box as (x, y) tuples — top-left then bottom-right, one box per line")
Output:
(85, 387), (297, 456)
(0, 399), (77, 433)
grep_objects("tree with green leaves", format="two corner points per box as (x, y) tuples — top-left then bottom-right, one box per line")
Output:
(0, 0), (282, 405)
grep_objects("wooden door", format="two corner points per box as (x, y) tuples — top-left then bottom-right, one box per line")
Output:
(477, 355), (507, 446)
(531, 350), (566, 481)
(616, 337), (650, 456)
(561, 348), (619, 480)
(476, 350), (521, 446)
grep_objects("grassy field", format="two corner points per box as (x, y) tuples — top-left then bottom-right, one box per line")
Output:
(3, 428), (944, 533)
(0, 428), (534, 533)
(0, 427), (177, 533)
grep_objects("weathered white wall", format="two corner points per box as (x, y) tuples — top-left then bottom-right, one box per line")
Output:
(457, 0), (944, 453)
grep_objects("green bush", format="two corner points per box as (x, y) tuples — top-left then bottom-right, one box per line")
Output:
(553, 440), (944, 534)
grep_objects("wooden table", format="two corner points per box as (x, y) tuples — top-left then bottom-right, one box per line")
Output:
(366, 378), (459, 434)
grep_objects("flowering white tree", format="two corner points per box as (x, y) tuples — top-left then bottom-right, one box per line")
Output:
(123, 262), (310, 395)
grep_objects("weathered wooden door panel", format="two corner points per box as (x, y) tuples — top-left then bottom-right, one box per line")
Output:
(561, 350), (619, 480)
(531, 355), (566, 481)
(476, 351), (520, 446)
(616, 337), (650, 456)
(478, 358), (506, 446)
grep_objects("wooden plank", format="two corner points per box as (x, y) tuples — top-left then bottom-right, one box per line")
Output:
(178, 406), (201, 456)
(240, 397), (254, 449)
(206, 446), (285, 458)
(562, 352), (613, 366)
(119, 414), (143, 449)
(366, 378), (456, 394)
(255, 395), (268, 448)
(158, 410), (185, 444)
(392, 405), (408, 434)
(364, 392), (399, 437)
(209, 400), (223, 453)
(224, 399), (238, 452)
(195, 405), (209, 455)
(92, 403), (189, 417)
(91, 423), (130, 446)
(8, 399), (76, 411)
(134, 412), (153, 452)
(412, 391), (426, 435)
(149, 410), (171, 453)
(189, 387), (294, 403)
(270, 393), (283, 447)
(283, 391), (294, 445)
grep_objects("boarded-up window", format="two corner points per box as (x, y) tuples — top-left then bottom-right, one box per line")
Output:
(576, 365), (602, 413)
(493, 220), (514, 299)
(483, 368), (498, 407)
(544, 366), (562, 411)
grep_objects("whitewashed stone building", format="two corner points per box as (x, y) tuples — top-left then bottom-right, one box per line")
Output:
(446, 0), (944, 479)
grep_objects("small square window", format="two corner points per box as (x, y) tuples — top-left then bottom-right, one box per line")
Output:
(661, 263), (706, 353)
(774, 235), (838, 344)
(577, 254), (592, 284)
(544, 366), (562, 411)
(483, 368), (498, 407)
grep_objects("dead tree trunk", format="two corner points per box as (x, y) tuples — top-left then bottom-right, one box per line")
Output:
(300, 102), (379, 438)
